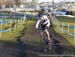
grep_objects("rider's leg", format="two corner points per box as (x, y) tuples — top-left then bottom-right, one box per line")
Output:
(40, 31), (46, 43)
(40, 31), (48, 52)
(40, 31), (44, 39)
(45, 28), (52, 50)
(45, 29), (51, 42)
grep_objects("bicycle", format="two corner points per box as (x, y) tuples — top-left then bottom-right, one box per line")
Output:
(35, 14), (52, 52)
(40, 28), (52, 52)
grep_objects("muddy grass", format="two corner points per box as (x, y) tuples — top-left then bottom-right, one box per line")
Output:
(0, 20), (75, 57)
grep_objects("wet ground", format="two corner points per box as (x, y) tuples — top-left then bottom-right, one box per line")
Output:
(0, 24), (75, 57)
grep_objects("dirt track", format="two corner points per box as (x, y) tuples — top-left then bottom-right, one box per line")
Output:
(0, 24), (75, 57)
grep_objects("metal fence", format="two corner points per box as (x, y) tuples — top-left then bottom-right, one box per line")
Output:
(0, 16), (26, 37)
(51, 16), (75, 40)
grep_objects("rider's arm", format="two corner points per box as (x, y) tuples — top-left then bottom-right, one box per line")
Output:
(35, 20), (41, 29)
(43, 19), (50, 27)
(43, 15), (50, 27)
(46, 19), (50, 27)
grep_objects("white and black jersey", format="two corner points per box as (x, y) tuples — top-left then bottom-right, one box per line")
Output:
(36, 15), (50, 29)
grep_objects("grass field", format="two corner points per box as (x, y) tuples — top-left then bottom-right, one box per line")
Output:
(0, 19), (40, 45)
(0, 15), (75, 46)
(0, 11), (75, 56)
(52, 16), (75, 46)
(0, 18), (75, 57)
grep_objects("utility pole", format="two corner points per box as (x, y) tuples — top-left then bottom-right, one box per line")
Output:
(52, 0), (54, 12)
(1, 0), (2, 9)
(14, 0), (16, 18)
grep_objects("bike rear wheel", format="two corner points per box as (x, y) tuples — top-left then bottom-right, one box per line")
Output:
(41, 34), (52, 52)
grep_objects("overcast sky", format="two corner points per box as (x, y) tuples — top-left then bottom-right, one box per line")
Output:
(38, 0), (64, 3)
(26, 0), (75, 3)
(39, 0), (75, 3)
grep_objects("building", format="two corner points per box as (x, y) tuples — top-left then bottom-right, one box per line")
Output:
(0, 0), (27, 8)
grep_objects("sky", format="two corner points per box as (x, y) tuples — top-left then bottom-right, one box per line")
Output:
(26, 0), (75, 3)
(38, 0), (64, 3)
(38, 0), (75, 3)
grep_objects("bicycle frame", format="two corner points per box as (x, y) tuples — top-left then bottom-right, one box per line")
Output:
(41, 30), (52, 52)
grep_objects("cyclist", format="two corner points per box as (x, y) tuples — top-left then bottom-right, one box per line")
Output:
(35, 9), (51, 51)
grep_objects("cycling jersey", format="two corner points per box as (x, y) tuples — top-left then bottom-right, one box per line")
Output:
(36, 15), (50, 31)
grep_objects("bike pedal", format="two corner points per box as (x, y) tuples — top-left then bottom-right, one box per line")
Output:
(43, 49), (48, 53)
(47, 47), (52, 51)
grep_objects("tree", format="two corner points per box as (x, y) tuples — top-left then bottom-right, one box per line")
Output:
(5, 0), (14, 7)
(31, 0), (36, 4)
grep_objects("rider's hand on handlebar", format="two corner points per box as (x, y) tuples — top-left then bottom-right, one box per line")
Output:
(35, 26), (38, 29)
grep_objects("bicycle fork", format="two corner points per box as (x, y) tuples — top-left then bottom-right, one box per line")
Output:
(41, 33), (52, 52)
